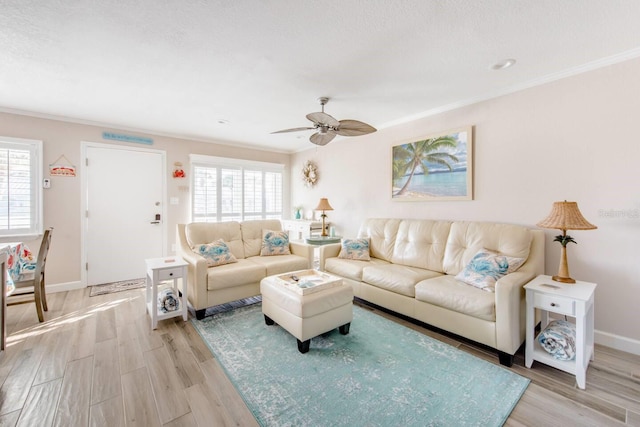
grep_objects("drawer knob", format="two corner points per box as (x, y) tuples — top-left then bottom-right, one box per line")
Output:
(169, 273), (173, 276)
(550, 302), (557, 307)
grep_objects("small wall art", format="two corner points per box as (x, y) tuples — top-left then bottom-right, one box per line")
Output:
(392, 126), (473, 201)
(49, 154), (77, 177)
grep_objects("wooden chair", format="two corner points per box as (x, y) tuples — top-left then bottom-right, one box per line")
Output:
(8, 228), (53, 322)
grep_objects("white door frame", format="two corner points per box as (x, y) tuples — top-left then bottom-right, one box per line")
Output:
(80, 141), (167, 286)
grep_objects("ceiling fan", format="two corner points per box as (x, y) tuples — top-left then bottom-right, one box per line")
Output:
(272, 97), (377, 146)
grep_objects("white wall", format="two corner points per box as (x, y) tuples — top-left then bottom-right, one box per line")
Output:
(291, 57), (640, 351)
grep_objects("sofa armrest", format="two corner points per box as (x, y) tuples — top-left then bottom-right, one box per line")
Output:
(318, 243), (342, 271)
(176, 224), (209, 311)
(494, 270), (536, 355)
(289, 241), (314, 269)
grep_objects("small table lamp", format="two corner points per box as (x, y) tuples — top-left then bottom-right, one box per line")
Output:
(315, 198), (333, 236)
(537, 201), (597, 283)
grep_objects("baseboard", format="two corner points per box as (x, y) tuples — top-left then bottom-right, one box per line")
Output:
(595, 330), (640, 356)
(46, 281), (85, 293)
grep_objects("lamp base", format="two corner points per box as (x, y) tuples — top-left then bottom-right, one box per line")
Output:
(552, 275), (576, 284)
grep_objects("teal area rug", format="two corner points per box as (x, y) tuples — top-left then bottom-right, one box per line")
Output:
(191, 304), (529, 426)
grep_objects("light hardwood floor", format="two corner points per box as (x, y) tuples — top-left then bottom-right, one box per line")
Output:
(0, 287), (638, 426)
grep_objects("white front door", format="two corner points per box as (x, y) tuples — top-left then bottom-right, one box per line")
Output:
(82, 143), (166, 285)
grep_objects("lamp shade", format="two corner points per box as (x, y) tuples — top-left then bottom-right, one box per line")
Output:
(315, 198), (333, 211)
(537, 201), (597, 231)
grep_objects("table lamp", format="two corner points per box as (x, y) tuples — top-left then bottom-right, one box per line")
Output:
(537, 200), (597, 283)
(315, 198), (333, 236)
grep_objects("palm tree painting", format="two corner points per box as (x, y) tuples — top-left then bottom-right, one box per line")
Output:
(392, 127), (473, 201)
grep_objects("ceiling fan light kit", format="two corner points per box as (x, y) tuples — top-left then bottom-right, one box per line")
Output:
(272, 97), (377, 146)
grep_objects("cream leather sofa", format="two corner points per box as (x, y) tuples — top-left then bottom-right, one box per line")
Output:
(177, 219), (313, 319)
(319, 218), (545, 366)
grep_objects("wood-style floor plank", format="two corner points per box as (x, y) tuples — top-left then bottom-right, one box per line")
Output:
(2, 286), (639, 426)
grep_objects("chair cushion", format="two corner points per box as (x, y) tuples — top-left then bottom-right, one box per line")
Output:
(206, 259), (265, 290)
(362, 264), (442, 297)
(325, 257), (390, 282)
(186, 221), (245, 259)
(247, 254), (309, 276)
(415, 275), (496, 322)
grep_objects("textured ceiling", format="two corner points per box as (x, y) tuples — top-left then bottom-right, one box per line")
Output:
(1, 1), (640, 153)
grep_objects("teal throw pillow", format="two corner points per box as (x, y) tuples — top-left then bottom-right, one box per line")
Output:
(193, 239), (238, 267)
(260, 230), (291, 256)
(338, 238), (370, 261)
(455, 248), (524, 292)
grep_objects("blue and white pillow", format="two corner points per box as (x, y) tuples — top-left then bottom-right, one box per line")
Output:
(260, 230), (291, 256)
(455, 248), (525, 292)
(193, 239), (238, 267)
(338, 238), (371, 261)
(538, 320), (576, 361)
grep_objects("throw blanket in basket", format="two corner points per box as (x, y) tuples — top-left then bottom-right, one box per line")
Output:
(538, 319), (576, 361)
(158, 288), (180, 313)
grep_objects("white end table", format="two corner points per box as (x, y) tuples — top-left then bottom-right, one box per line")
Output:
(145, 257), (188, 329)
(525, 275), (597, 389)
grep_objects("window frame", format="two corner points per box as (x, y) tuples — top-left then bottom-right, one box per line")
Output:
(0, 136), (44, 239)
(189, 154), (284, 223)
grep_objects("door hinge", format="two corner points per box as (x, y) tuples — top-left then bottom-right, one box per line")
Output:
(86, 158), (89, 166)
(86, 210), (89, 218)
(85, 262), (88, 271)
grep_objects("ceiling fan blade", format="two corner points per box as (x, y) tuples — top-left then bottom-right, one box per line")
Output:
(310, 131), (337, 146)
(335, 120), (377, 136)
(271, 127), (315, 134)
(306, 112), (340, 127)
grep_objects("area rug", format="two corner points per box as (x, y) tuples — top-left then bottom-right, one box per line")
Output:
(191, 303), (529, 427)
(89, 278), (146, 296)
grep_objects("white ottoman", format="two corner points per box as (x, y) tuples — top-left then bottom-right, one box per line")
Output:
(260, 272), (353, 353)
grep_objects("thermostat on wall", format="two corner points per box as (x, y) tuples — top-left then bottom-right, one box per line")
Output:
(43, 179), (51, 189)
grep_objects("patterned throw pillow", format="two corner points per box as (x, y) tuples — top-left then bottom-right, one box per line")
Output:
(338, 238), (371, 261)
(455, 248), (525, 292)
(192, 239), (238, 267)
(260, 230), (291, 256)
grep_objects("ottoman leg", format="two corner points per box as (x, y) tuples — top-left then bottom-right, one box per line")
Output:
(339, 322), (351, 335)
(297, 339), (310, 353)
(264, 315), (275, 325)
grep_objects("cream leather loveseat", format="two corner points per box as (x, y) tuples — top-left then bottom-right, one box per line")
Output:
(319, 218), (545, 366)
(177, 219), (313, 319)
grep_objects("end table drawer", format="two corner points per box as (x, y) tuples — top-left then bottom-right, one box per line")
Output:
(158, 267), (183, 281)
(534, 293), (575, 316)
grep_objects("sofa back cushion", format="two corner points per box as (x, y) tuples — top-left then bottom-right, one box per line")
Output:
(241, 219), (284, 257)
(443, 221), (533, 275)
(357, 219), (401, 262)
(391, 220), (452, 272)
(185, 221), (245, 259)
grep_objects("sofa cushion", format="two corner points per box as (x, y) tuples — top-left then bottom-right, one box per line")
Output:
(325, 257), (390, 282)
(391, 220), (451, 272)
(362, 264), (443, 297)
(455, 248), (525, 292)
(357, 218), (401, 262)
(241, 219), (284, 257)
(443, 222), (532, 276)
(260, 230), (291, 256)
(247, 254), (309, 276)
(338, 238), (370, 261)
(192, 239), (238, 267)
(206, 259), (266, 290)
(415, 276), (496, 322)
(185, 221), (246, 259)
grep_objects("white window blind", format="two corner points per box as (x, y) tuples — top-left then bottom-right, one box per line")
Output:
(190, 155), (283, 223)
(0, 137), (43, 237)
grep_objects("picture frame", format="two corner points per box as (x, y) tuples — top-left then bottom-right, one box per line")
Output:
(392, 126), (473, 201)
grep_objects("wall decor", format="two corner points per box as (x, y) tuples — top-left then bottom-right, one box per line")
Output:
(172, 162), (186, 178)
(49, 154), (77, 177)
(102, 131), (153, 145)
(392, 126), (473, 201)
(302, 161), (318, 187)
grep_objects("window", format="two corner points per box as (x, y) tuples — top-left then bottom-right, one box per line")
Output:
(190, 155), (284, 223)
(0, 136), (43, 237)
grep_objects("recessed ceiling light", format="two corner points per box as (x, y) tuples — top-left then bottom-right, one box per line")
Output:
(492, 58), (516, 70)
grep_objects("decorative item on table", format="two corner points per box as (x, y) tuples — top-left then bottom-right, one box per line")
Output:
(293, 205), (303, 220)
(172, 162), (186, 178)
(315, 198), (333, 236)
(158, 288), (180, 312)
(537, 200), (597, 283)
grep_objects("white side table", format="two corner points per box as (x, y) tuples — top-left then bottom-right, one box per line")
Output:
(145, 257), (188, 329)
(525, 275), (597, 389)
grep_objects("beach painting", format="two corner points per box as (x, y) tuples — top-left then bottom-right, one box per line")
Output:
(392, 126), (473, 201)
